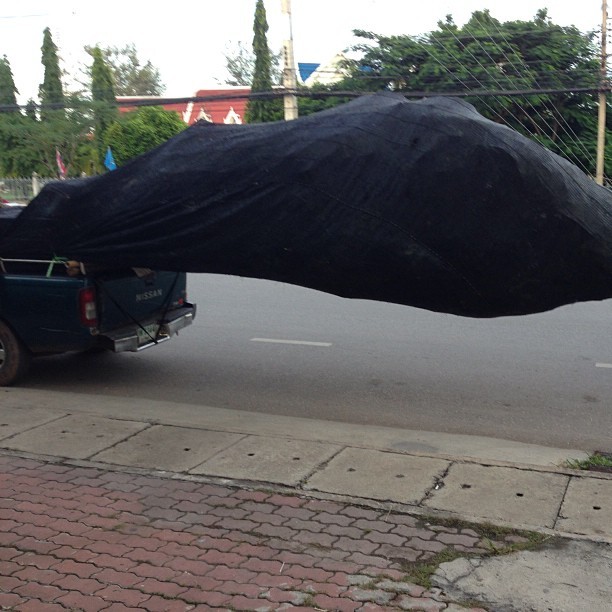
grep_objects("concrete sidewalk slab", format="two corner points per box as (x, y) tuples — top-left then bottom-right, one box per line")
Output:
(556, 476), (612, 537)
(0, 405), (68, 440)
(2, 413), (147, 459)
(92, 425), (245, 472)
(424, 463), (569, 528)
(190, 435), (341, 485)
(305, 447), (449, 504)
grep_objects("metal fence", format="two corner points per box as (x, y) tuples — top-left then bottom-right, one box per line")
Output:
(0, 176), (57, 203)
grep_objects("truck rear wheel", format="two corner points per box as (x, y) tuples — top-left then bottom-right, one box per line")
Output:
(0, 320), (31, 386)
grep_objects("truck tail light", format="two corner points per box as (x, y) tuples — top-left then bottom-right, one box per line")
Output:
(172, 288), (187, 308)
(79, 287), (98, 327)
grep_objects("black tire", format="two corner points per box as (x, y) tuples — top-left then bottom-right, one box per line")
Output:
(0, 320), (31, 386)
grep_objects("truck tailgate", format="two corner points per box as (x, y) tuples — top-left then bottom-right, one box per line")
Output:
(95, 270), (188, 332)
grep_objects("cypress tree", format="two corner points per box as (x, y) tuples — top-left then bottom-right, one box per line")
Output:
(91, 46), (118, 164)
(0, 55), (19, 107)
(0, 55), (22, 177)
(39, 27), (64, 119)
(244, 0), (282, 123)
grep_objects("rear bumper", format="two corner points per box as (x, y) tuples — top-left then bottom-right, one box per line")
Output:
(100, 303), (196, 353)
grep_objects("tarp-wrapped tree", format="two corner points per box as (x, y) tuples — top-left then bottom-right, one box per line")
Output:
(1, 93), (612, 317)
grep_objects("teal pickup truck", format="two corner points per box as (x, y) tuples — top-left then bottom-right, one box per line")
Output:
(0, 258), (196, 385)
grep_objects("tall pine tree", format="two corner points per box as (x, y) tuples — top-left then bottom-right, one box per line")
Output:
(0, 55), (19, 107)
(91, 46), (118, 164)
(39, 27), (64, 119)
(0, 55), (24, 176)
(244, 0), (282, 123)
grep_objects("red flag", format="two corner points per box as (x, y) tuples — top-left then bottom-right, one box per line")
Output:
(55, 148), (66, 179)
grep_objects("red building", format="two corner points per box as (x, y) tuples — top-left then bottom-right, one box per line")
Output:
(117, 87), (250, 126)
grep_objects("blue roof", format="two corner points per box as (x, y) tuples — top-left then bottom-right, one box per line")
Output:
(298, 63), (320, 82)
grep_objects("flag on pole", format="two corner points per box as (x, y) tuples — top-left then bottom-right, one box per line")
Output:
(55, 148), (67, 179)
(104, 146), (117, 171)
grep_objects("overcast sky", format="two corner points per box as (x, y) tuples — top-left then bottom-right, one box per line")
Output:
(1, 0), (604, 104)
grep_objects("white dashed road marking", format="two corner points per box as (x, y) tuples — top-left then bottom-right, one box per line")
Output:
(595, 363), (612, 369)
(250, 338), (332, 347)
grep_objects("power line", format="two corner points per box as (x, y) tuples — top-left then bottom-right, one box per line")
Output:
(0, 84), (609, 114)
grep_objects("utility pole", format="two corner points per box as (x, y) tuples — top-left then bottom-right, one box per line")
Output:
(281, 0), (298, 120)
(596, 0), (608, 185)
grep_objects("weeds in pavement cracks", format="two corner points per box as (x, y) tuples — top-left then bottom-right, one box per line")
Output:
(566, 451), (612, 472)
(398, 516), (551, 589)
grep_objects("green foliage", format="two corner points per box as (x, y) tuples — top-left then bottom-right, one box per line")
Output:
(0, 56), (19, 106)
(91, 47), (116, 105)
(0, 95), (95, 177)
(103, 106), (186, 164)
(90, 46), (118, 165)
(39, 27), (64, 120)
(344, 9), (601, 173)
(0, 113), (45, 176)
(251, 0), (272, 92)
(0, 29), (97, 178)
(245, 0), (282, 123)
(0, 29), (151, 178)
(85, 44), (165, 96)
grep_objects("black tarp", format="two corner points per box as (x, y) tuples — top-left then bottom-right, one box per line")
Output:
(0, 206), (22, 236)
(1, 92), (612, 317)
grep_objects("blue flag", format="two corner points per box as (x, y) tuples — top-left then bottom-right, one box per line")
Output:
(104, 146), (117, 171)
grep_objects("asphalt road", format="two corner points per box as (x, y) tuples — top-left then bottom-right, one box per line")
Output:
(25, 273), (612, 451)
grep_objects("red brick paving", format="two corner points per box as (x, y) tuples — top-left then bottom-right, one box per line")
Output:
(0, 454), (492, 611)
